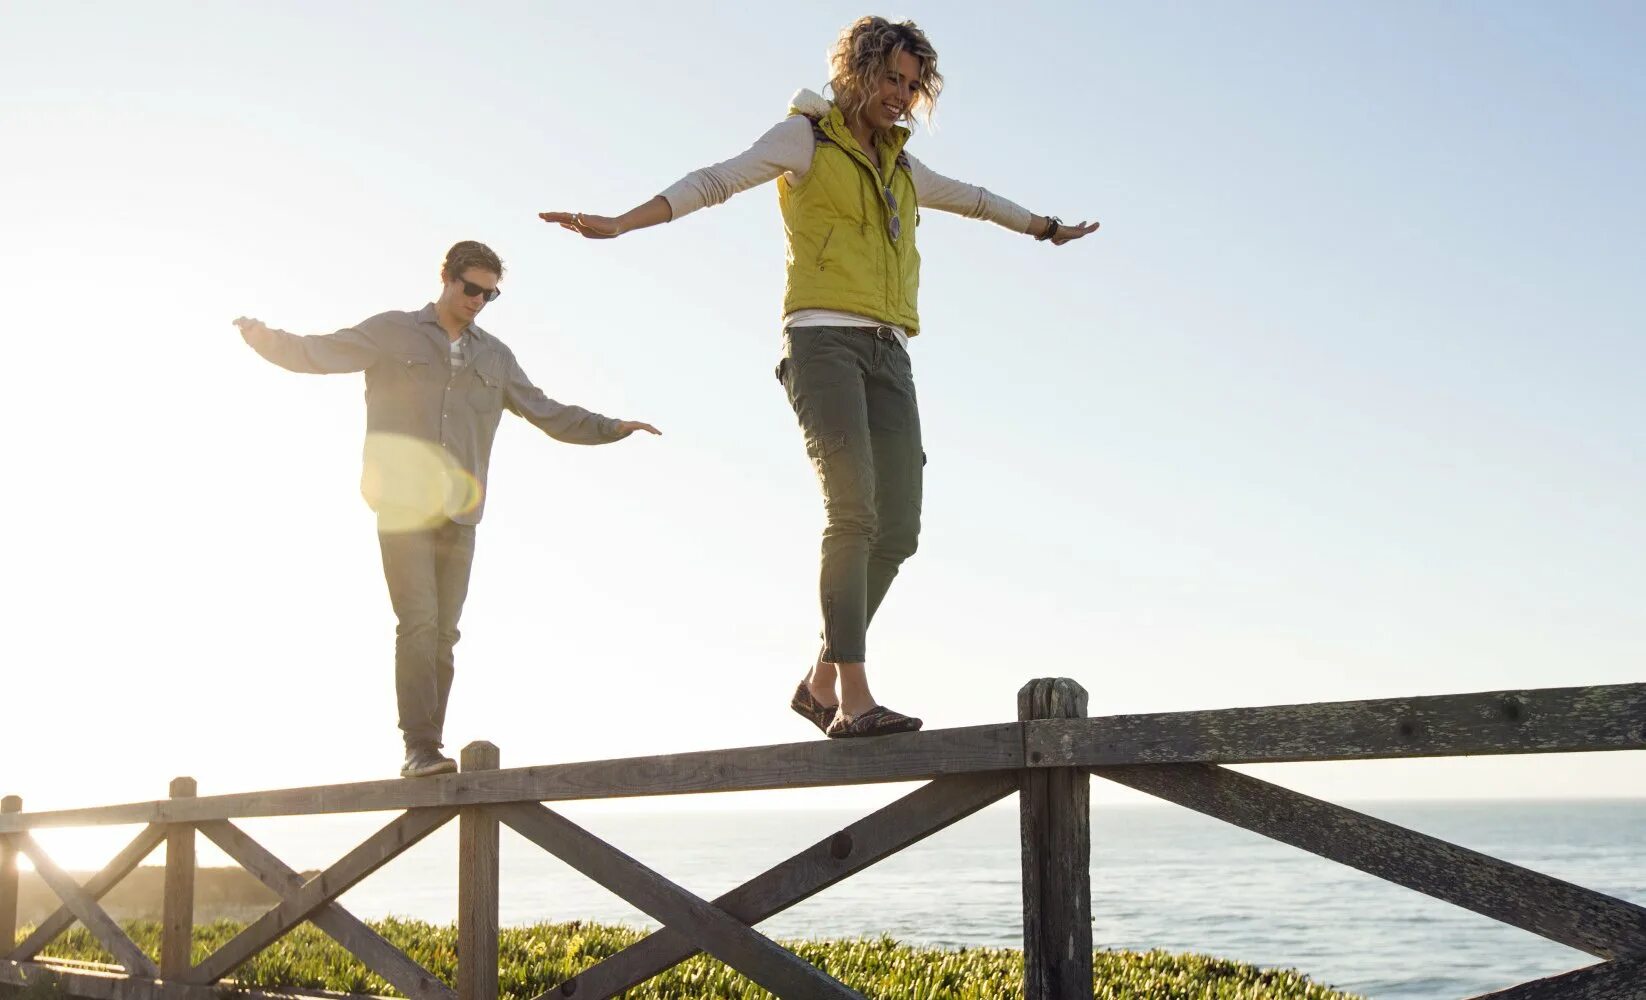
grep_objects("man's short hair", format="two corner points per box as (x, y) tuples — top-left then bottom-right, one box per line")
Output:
(442, 241), (504, 281)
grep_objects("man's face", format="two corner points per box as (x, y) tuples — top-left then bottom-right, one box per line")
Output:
(440, 267), (502, 323)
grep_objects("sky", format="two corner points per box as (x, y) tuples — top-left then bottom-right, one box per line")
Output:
(1, 1), (1642, 869)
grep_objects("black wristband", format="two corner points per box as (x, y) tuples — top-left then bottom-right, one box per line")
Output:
(1036, 215), (1062, 242)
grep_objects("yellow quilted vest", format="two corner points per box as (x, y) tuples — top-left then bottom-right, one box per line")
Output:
(778, 99), (923, 334)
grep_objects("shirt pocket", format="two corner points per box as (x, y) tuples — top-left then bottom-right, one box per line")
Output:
(467, 365), (504, 415)
(395, 354), (433, 382)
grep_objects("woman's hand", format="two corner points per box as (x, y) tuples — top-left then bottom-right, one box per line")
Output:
(1036, 216), (1100, 246)
(539, 211), (624, 239)
(1049, 219), (1100, 246)
(615, 420), (662, 437)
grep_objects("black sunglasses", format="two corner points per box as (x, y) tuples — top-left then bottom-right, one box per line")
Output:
(454, 278), (502, 303)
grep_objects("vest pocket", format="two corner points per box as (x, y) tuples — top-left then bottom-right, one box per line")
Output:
(814, 225), (835, 270)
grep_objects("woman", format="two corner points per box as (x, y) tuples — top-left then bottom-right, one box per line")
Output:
(541, 16), (1098, 738)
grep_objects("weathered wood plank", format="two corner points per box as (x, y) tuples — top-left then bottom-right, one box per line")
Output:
(551, 770), (1018, 1000)
(1, 957), (401, 1000)
(458, 743), (499, 1000)
(498, 802), (865, 1000)
(1093, 763), (1646, 960)
(0, 723), (1024, 831)
(0, 796), (19, 957)
(11, 825), (167, 962)
(16, 836), (158, 977)
(1019, 678), (1093, 1000)
(161, 778), (195, 979)
(187, 807), (454, 985)
(1467, 957), (1646, 1000)
(197, 820), (455, 1000)
(1031, 682), (1646, 767)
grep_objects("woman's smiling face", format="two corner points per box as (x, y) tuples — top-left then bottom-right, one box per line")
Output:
(861, 49), (923, 132)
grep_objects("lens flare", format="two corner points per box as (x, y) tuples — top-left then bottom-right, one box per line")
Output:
(361, 433), (482, 534)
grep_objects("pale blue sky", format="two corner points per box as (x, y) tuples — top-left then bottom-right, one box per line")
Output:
(1, 1), (1641, 848)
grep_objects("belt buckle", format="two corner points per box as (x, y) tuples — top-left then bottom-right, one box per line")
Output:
(873, 325), (895, 341)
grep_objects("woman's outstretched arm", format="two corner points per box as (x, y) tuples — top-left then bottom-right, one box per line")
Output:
(539, 197), (672, 239)
(540, 117), (815, 239)
(907, 153), (1099, 246)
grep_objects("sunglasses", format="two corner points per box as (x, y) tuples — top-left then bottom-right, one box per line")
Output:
(454, 277), (502, 303)
(885, 186), (902, 243)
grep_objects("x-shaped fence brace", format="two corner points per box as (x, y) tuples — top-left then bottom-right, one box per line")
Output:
(13, 766), (1644, 999)
(3, 773), (1019, 1000)
(4, 679), (1645, 1000)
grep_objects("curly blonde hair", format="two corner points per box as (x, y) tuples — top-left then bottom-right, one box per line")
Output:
(827, 16), (943, 132)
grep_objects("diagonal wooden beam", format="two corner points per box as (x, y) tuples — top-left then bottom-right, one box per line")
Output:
(186, 808), (454, 985)
(1091, 763), (1646, 961)
(546, 770), (1018, 1000)
(16, 836), (157, 978)
(1466, 957), (1646, 1000)
(196, 820), (455, 1000)
(498, 802), (866, 1000)
(11, 824), (166, 962)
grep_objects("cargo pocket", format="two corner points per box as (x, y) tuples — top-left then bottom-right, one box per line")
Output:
(804, 431), (848, 501)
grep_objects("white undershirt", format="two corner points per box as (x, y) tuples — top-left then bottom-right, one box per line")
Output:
(784, 308), (908, 346)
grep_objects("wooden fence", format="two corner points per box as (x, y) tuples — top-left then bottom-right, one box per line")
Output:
(1, 679), (1642, 1000)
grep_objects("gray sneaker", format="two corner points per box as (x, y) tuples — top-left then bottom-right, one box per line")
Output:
(400, 747), (457, 778)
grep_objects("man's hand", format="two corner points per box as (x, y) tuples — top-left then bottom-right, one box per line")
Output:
(233, 317), (268, 336)
(615, 420), (661, 437)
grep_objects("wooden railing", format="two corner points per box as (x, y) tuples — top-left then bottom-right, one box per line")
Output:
(1, 679), (1642, 1000)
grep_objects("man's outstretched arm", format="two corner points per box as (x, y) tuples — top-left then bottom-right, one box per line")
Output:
(504, 353), (660, 444)
(234, 317), (381, 374)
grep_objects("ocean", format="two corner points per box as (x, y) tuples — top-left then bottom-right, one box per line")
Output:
(52, 798), (1646, 999)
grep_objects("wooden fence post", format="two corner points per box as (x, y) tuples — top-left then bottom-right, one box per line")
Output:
(1019, 678), (1093, 1000)
(0, 796), (20, 958)
(162, 777), (197, 978)
(458, 743), (500, 1000)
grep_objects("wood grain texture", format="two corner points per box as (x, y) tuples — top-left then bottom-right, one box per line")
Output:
(187, 808), (454, 985)
(16, 837), (158, 978)
(550, 770), (1017, 1000)
(1018, 679), (1093, 1000)
(0, 796), (19, 958)
(1093, 763), (1646, 961)
(10, 825), (167, 962)
(197, 820), (455, 1000)
(0, 724), (1025, 831)
(1030, 683), (1646, 767)
(499, 803), (865, 1000)
(458, 743), (499, 1000)
(1466, 957), (1646, 1000)
(160, 778), (195, 979)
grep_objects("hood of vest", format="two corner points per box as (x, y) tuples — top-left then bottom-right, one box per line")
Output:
(788, 88), (831, 118)
(786, 88), (912, 164)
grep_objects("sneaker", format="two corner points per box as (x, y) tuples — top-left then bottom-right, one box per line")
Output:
(400, 747), (457, 778)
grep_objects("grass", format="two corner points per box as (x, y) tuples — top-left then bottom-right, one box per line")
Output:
(10, 919), (1363, 999)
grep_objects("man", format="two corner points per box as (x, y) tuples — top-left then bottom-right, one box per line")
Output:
(236, 240), (659, 777)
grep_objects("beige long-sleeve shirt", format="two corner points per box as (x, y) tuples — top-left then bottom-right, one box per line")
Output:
(659, 93), (1034, 234)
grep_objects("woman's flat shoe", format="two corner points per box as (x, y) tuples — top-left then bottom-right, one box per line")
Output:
(826, 705), (923, 739)
(790, 680), (839, 735)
